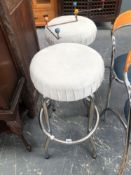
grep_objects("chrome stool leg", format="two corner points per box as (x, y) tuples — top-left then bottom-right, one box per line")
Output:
(100, 70), (127, 130)
(87, 96), (97, 159)
(40, 98), (51, 159)
(118, 110), (131, 175)
(44, 137), (50, 159)
(43, 99), (51, 133)
(101, 68), (113, 121)
(89, 138), (96, 159)
(51, 100), (56, 112)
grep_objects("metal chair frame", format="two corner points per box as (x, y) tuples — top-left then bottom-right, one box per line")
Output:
(101, 11), (131, 130)
(118, 50), (131, 175)
(39, 96), (99, 159)
(101, 11), (131, 175)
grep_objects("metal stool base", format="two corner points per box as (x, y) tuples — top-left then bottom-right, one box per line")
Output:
(101, 107), (130, 175)
(100, 107), (127, 129)
(39, 97), (100, 159)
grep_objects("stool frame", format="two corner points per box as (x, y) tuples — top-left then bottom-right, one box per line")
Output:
(39, 96), (99, 159)
(118, 50), (131, 175)
(101, 11), (131, 175)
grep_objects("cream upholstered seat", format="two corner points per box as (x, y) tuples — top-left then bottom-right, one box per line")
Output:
(44, 15), (97, 46)
(30, 43), (104, 101)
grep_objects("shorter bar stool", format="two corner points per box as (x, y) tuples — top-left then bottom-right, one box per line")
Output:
(44, 1), (106, 46)
(44, 15), (97, 46)
(30, 43), (104, 159)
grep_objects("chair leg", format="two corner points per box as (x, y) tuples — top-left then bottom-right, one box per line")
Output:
(118, 109), (131, 175)
(43, 100), (51, 133)
(100, 71), (127, 129)
(44, 136), (50, 159)
(87, 96), (97, 159)
(88, 97), (94, 131)
(42, 99), (51, 158)
(20, 134), (32, 152)
(89, 137), (97, 159)
(46, 99), (56, 118)
(51, 100), (56, 112)
(7, 107), (32, 152)
(101, 69), (113, 121)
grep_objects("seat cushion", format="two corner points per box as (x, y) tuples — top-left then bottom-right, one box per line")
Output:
(114, 53), (131, 82)
(30, 43), (104, 101)
(44, 15), (97, 46)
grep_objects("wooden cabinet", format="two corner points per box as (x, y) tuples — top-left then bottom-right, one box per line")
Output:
(59, 0), (122, 23)
(0, 0), (40, 150)
(32, 0), (58, 26)
(0, 25), (18, 111)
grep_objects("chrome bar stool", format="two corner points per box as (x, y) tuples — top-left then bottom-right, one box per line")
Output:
(101, 10), (131, 127)
(30, 43), (104, 159)
(99, 10), (131, 175)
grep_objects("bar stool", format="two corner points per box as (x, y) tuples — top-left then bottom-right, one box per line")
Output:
(30, 43), (104, 159)
(44, 15), (97, 46)
(44, 1), (106, 46)
(101, 10), (131, 124)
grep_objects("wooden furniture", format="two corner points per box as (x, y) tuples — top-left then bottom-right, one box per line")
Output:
(0, 0), (39, 151)
(58, 0), (122, 23)
(32, 0), (58, 26)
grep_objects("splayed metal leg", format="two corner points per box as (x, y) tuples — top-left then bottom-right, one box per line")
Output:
(44, 137), (50, 159)
(51, 100), (56, 112)
(118, 109), (131, 175)
(39, 99), (51, 159)
(87, 96), (97, 159)
(101, 69), (113, 121)
(100, 70), (127, 130)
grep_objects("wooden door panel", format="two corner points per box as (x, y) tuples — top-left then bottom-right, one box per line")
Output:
(0, 26), (18, 109)
(10, 0), (39, 82)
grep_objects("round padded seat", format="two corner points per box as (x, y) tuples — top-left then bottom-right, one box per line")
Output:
(45, 15), (97, 46)
(30, 43), (104, 101)
(114, 53), (131, 82)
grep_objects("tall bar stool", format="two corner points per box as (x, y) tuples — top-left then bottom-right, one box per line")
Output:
(30, 43), (104, 159)
(101, 10), (131, 127)
(100, 10), (131, 175)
